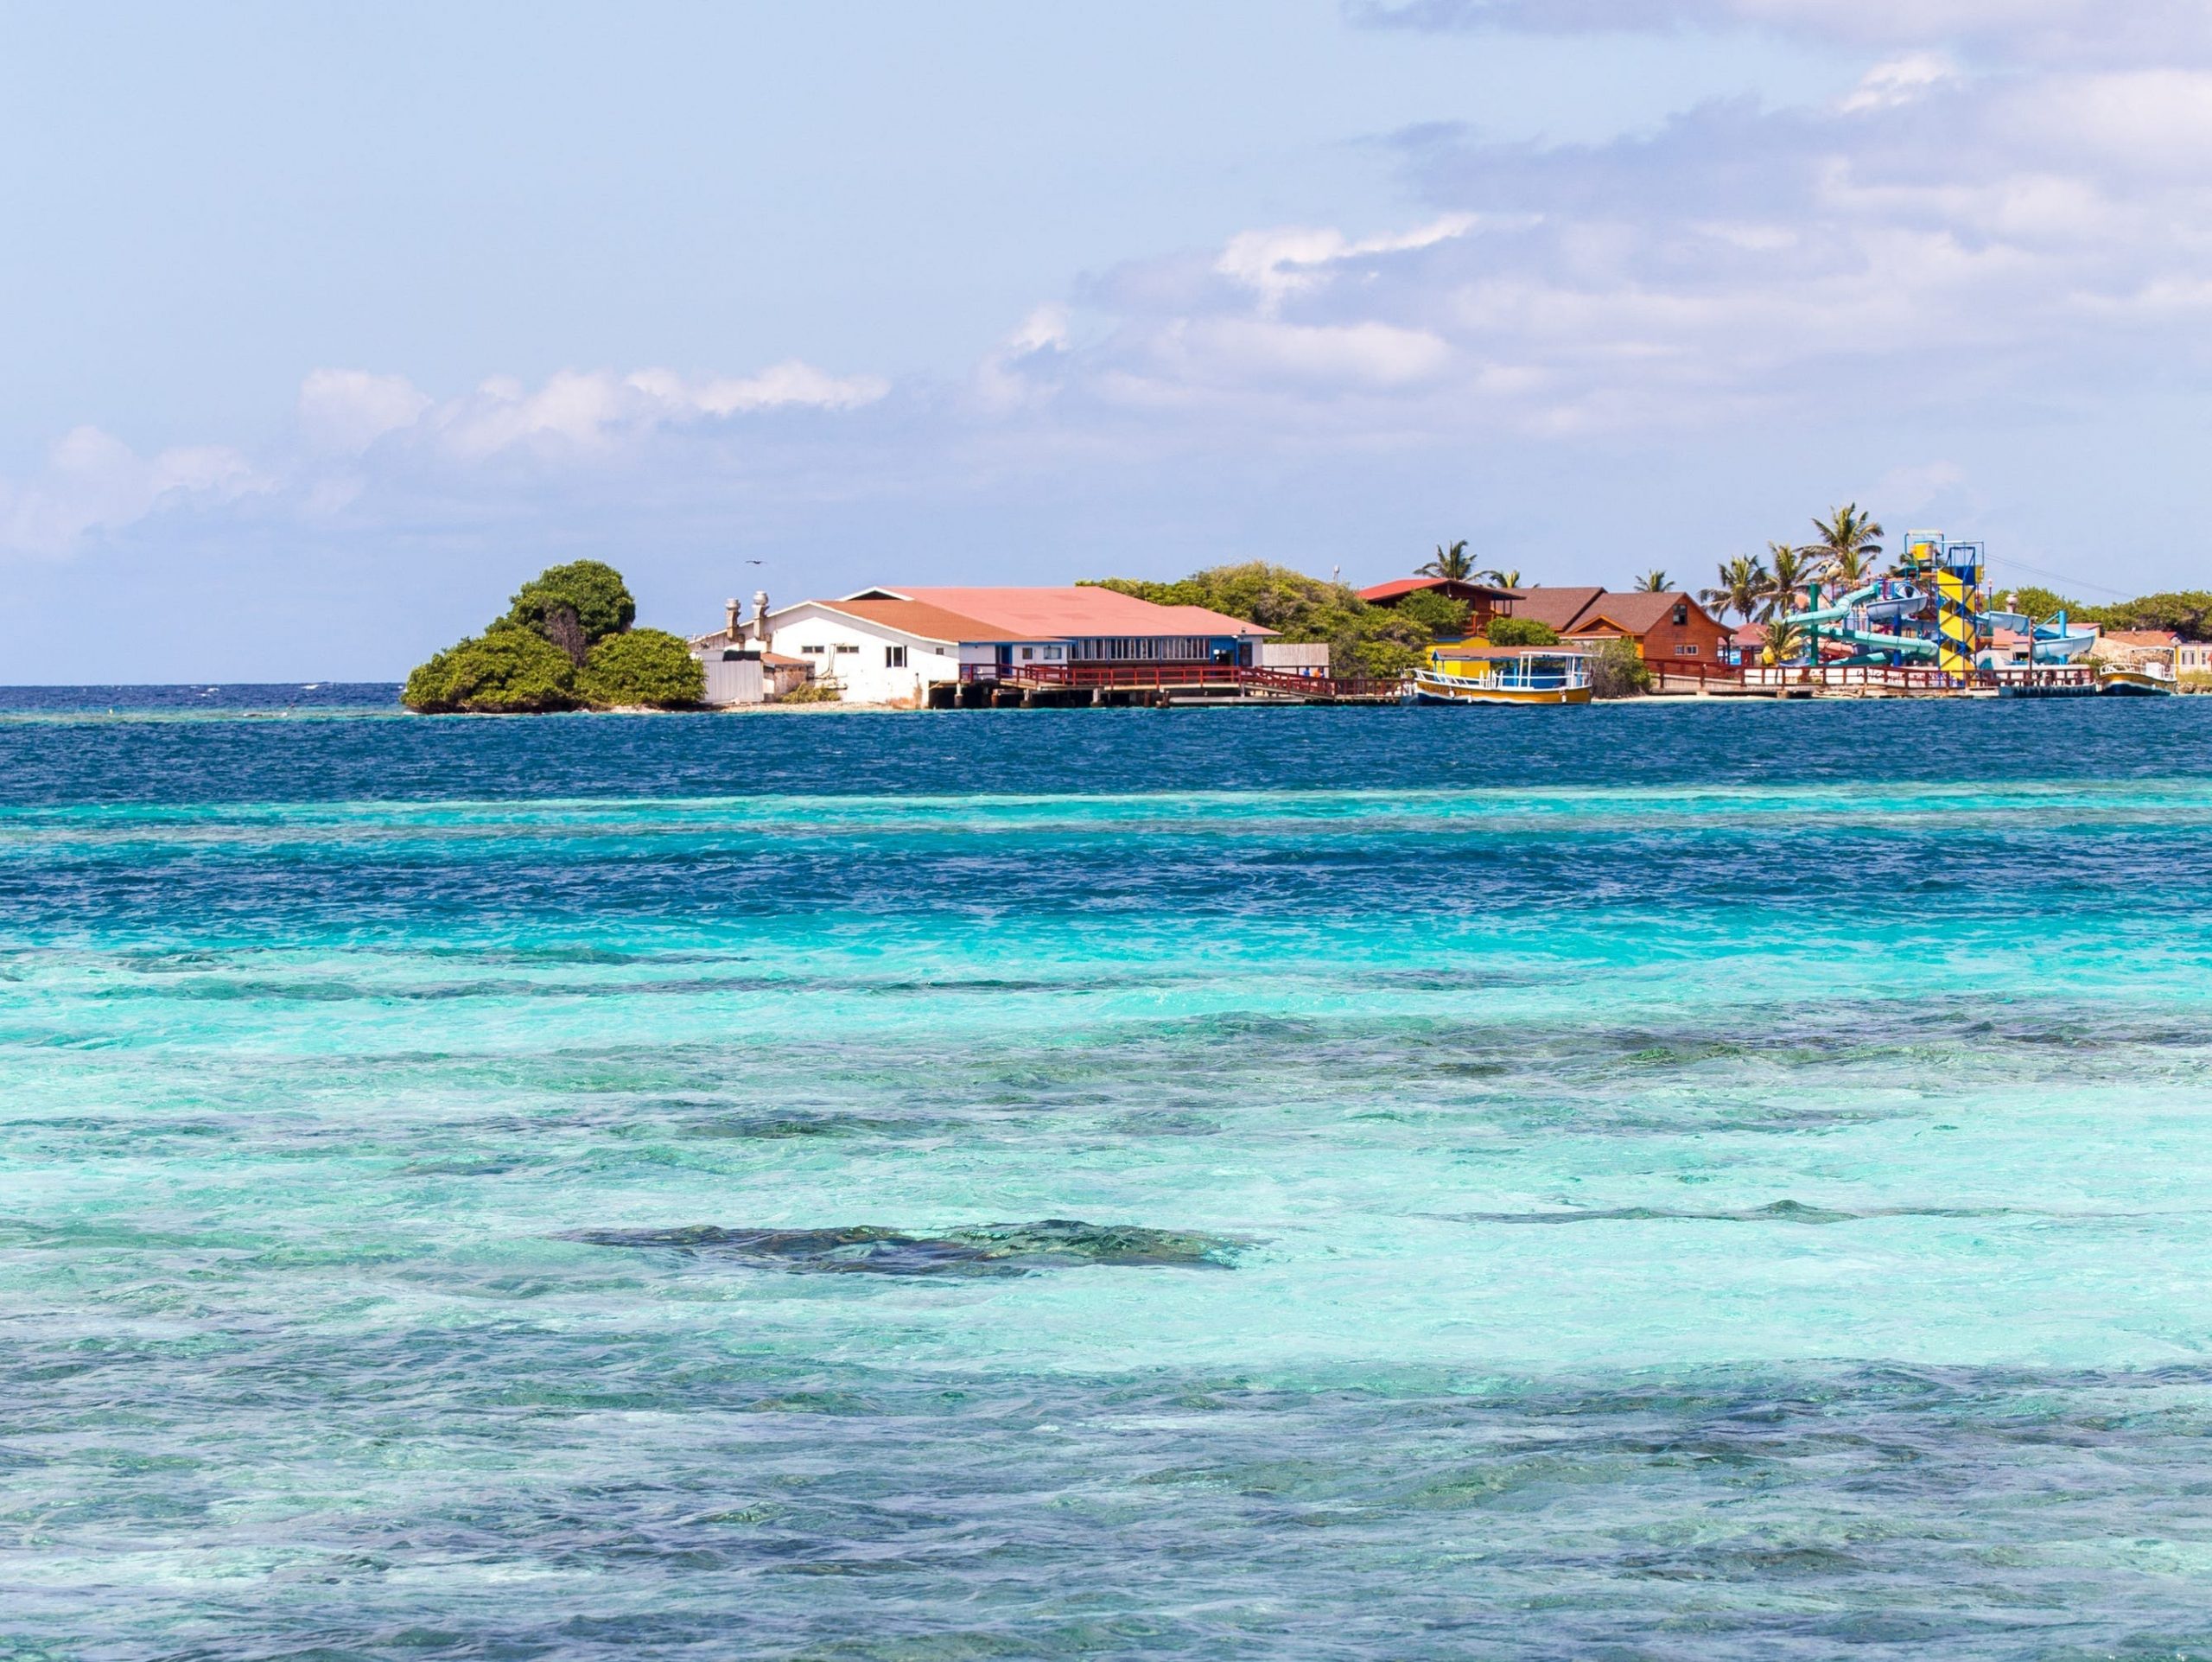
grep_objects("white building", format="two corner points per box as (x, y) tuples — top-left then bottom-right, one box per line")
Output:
(753, 586), (1278, 705)
(689, 595), (815, 706)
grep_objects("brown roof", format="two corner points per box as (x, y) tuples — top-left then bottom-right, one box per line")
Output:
(1571, 591), (1720, 634)
(1502, 587), (1722, 638)
(2103, 630), (2178, 646)
(807, 597), (1035, 644)
(1503, 586), (1607, 631)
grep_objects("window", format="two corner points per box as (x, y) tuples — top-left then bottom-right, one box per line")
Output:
(834, 644), (859, 655)
(801, 644), (824, 655)
(885, 645), (906, 668)
(1674, 644), (1700, 657)
(1672, 602), (1689, 626)
(1021, 646), (1034, 661)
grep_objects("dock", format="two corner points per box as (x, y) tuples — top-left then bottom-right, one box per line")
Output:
(927, 664), (1403, 709)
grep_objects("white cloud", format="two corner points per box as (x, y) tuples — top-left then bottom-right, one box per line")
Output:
(297, 369), (433, 454)
(0, 426), (267, 556)
(1164, 318), (1455, 389)
(0, 358), (891, 557)
(1840, 54), (1956, 112)
(423, 361), (889, 459)
(1351, 0), (2212, 62)
(975, 306), (1075, 412)
(1216, 215), (1478, 311)
(965, 41), (2212, 443)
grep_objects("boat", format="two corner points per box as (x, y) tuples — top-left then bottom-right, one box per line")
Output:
(2097, 666), (2176, 697)
(1409, 646), (1593, 706)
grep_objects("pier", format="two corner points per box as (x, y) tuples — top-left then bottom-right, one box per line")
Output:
(930, 662), (1405, 708)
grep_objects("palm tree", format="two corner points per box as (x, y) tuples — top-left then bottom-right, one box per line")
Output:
(1762, 542), (1815, 620)
(1479, 567), (1522, 589)
(1634, 569), (1672, 593)
(1804, 504), (1884, 593)
(1419, 539), (1475, 582)
(1701, 555), (1770, 626)
(1763, 617), (1805, 665)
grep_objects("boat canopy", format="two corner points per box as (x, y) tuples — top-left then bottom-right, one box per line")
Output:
(1433, 645), (1592, 660)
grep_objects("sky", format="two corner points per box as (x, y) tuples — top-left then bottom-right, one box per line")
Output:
(5, 0), (2212, 680)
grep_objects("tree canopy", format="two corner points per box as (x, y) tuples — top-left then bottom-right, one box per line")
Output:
(1486, 615), (1561, 647)
(1806, 504), (1884, 589)
(404, 560), (698, 712)
(577, 628), (706, 708)
(505, 560), (637, 648)
(1392, 587), (1472, 637)
(1088, 563), (1433, 676)
(2081, 590), (2212, 639)
(1419, 540), (1475, 582)
(1702, 555), (1769, 625)
(403, 625), (583, 713)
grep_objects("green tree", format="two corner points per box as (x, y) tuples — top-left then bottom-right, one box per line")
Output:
(1805, 504), (1884, 592)
(505, 560), (637, 649)
(1634, 569), (1672, 593)
(1479, 567), (1522, 589)
(1763, 617), (1806, 664)
(1702, 554), (1769, 625)
(1419, 540), (1475, 582)
(403, 626), (582, 713)
(1089, 563), (1431, 676)
(577, 627), (706, 708)
(2079, 590), (2212, 639)
(1586, 636), (1651, 698)
(1394, 588), (1472, 637)
(1762, 543), (1815, 620)
(1998, 585), (2080, 621)
(1486, 615), (1561, 647)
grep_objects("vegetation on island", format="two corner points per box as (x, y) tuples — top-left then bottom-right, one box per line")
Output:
(403, 560), (704, 713)
(1088, 563), (1443, 678)
(2005, 587), (2212, 638)
(1485, 615), (1560, 648)
(1585, 637), (1653, 699)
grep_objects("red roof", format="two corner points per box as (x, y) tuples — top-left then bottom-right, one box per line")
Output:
(856, 586), (1274, 639)
(1358, 576), (1519, 604)
(2103, 630), (2177, 646)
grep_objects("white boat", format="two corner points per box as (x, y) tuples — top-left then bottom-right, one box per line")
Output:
(1409, 646), (1593, 706)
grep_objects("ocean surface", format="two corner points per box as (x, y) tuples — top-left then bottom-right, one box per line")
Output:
(7, 690), (2212, 1659)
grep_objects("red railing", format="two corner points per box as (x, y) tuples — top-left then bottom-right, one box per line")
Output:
(1655, 661), (2099, 692)
(958, 661), (1402, 698)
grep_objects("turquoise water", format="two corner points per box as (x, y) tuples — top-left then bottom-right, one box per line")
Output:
(8, 699), (2212, 1658)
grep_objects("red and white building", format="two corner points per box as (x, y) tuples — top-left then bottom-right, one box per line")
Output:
(757, 587), (1278, 705)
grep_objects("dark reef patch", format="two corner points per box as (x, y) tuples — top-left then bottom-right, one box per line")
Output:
(566, 1218), (1246, 1276)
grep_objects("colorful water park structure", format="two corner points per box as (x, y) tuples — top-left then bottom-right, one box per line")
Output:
(1766, 530), (2100, 678)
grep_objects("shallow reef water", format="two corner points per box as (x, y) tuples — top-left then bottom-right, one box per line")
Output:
(6, 695), (2212, 1659)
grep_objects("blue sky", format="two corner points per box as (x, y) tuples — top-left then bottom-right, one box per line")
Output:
(4, 0), (2209, 679)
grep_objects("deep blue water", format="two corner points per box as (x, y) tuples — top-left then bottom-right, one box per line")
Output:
(6, 695), (2212, 1659)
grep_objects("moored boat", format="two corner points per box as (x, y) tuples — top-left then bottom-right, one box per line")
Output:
(2096, 667), (2176, 697)
(1409, 646), (1593, 706)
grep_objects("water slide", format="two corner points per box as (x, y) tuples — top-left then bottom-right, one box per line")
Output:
(1985, 611), (2098, 661)
(1772, 583), (1938, 659)
(1776, 583), (1881, 627)
(1821, 628), (1936, 658)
